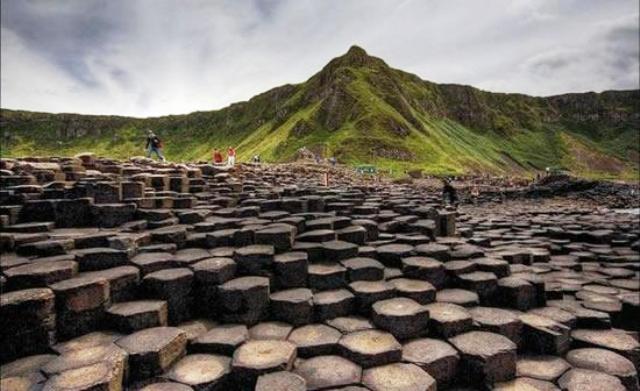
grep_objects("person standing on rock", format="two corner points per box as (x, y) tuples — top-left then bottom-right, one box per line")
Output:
(442, 178), (458, 205)
(227, 146), (236, 166)
(212, 149), (223, 164)
(145, 130), (166, 162)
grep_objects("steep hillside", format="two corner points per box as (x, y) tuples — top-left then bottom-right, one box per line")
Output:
(2, 46), (638, 179)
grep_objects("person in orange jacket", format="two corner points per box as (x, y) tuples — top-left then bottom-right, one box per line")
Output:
(212, 149), (223, 164)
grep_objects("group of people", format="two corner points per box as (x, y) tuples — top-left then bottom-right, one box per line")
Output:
(212, 147), (237, 166)
(145, 129), (239, 166)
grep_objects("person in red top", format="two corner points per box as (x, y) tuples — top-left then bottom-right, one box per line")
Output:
(212, 149), (223, 164)
(227, 146), (236, 166)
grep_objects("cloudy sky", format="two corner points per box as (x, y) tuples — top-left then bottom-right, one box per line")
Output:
(1, 0), (638, 117)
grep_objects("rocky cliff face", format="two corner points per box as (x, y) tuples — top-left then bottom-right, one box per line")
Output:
(1, 46), (638, 178)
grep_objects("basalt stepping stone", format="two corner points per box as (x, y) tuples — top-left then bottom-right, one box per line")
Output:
(143, 268), (194, 324)
(16, 239), (74, 257)
(493, 377), (560, 391)
(473, 257), (510, 278)
(231, 339), (297, 389)
(270, 288), (313, 326)
(571, 329), (640, 369)
(566, 348), (639, 391)
(176, 319), (217, 343)
(338, 329), (402, 368)
(115, 326), (187, 380)
(1, 375), (44, 391)
(53, 331), (122, 354)
(337, 225), (367, 245)
(547, 300), (611, 329)
(164, 354), (231, 391)
(362, 362), (436, 391)
(528, 306), (577, 328)
(191, 257), (236, 285)
(389, 278), (436, 304)
(558, 368), (626, 391)
(323, 241), (359, 262)
(308, 263), (347, 290)
(401, 257), (446, 288)
(41, 343), (127, 377)
(173, 248), (212, 266)
(297, 229), (336, 243)
(415, 243), (449, 262)
(292, 241), (325, 262)
(273, 252), (308, 289)
(0, 354), (56, 381)
(233, 245), (274, 275)
(436, 288), (479, 307)
(247, 319), (293, 341)
(82, 265), (140, 303)
(151, 225), (188, 248)
(313, 289), (355, 321)
(371, 298), (429, 340)
(341, 257), (384, 282)
(497, 277), (537, 311)
(515, 355), (570, 382)
(106, 300), (168, 332)
(42, 360), (125, 391)
(131, 252), (180, 275)
(73, 247), (130, 271)
(348, 280), (395, 315)
(376, 244), (414, 268)
(326, 316), (374, 334)
(402, 338), (459, 387)
(457, 271), (498, 304)
(139, 382), (194, 391)
(293, 355), (362, 390)
(519, 314), (570, 355)
(448, 331), (517, 384)
(49, 276), (110, 339)
(469, 306), (522, 345)
(217, 276), (270, 325)
(424, 302), (472, 338)
(190, 324), (249, 356)
(255, 225), (294, 252)
(255, 371), (306, 391)
(287, 324), (342, 357)
(4, 259), (78, 290)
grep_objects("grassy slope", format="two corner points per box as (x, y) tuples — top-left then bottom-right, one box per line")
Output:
(2, 47), (638, 179)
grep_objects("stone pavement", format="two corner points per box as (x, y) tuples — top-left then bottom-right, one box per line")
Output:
(0, 155), (638, 390)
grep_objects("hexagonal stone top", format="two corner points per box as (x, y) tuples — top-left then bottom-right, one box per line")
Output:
(566, 348), (637, 378)
(402, 338), (459, 366)
(516, 355), (571, 382)
(232, 339), (297, 370)
(362, 363), (436, 391)
(339, 329), (401, 356)
(294, 355), (362, 391)
(372, 297), (425, 317)
(448, 331), (516, 358)
(116, 327), (186, 355)
(165, 354), (231, 386)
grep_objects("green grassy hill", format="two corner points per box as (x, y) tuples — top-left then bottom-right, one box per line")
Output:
(2, 45), (639, 179)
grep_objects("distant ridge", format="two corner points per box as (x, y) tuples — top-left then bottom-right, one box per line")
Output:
(2, 45), (639, 178)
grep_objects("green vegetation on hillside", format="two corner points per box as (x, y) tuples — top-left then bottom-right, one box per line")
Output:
(1, 45), (638, 179)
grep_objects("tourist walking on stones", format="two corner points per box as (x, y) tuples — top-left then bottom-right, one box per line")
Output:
(145, 130), (166, 162)
(213, 149), (223, 164)
(227, 146), (236, 166)
(442, 178), (458, 205)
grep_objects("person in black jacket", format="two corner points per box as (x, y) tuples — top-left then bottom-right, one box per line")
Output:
(442, 178), (458, 205)
(145, 130), (166, 162)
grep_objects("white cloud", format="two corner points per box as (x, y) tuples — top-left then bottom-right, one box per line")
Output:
(1, 0), (638, 116)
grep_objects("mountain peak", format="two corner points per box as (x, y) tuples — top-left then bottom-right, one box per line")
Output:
(323, 44), (386, 71)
